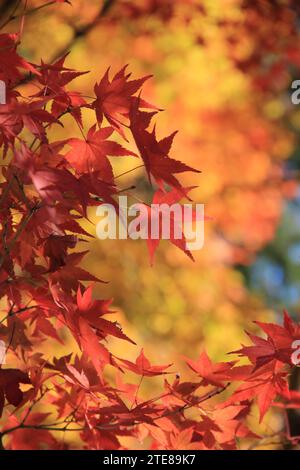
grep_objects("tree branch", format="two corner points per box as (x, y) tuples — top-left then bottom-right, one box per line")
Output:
(16, 0), (117, 87)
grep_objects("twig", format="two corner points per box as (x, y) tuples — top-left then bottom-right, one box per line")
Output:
(0, 1), (62, 30)
(0, 382), (229, 445)
(0, 305), (38, 325)
(115, 164), (145, 180)
(16, 0), (117, 87)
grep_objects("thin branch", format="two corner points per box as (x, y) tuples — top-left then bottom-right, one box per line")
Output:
(152, 383), (230, 422)
(16, 0), (117, 87)
(0, 1), (63, 30)
(50, 0), (117, 63)
(0, 382), (229, 445)
(0, 305), (38, 325)
(114, 164), (145, 180)
(0, 0), (22, 30)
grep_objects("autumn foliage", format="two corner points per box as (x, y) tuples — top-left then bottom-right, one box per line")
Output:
(0, 0), (300, 451)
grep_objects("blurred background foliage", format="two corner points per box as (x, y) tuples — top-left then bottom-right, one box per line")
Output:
(3, 0), (300, 435)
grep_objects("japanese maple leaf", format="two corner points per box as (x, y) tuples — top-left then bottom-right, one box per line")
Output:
(194, 416), (222, 450)
(76, 285), (135, 345)
(31, 316), (63, 344)
(253, 311), (300, 364)
(169, 427), (196, 450)
(74, 171), (119, 217)
(230, 312), (299, 369)
(14, 144), (68, 203)
(47, 286), (115, 379)
(0, 34), (38, 83)
(150, 186), (204, 263)
(255, 373), (288, 422)
(93, 65), (154, 136)
(50, 251), (101, 293)
(117, 349), (172, 377)
(195, 406), (253, 450)
(74, 317), (112, 376)
(47, 355), (104, 395)
(128, 187), (198, 264)
(163, 376), (201, 400)
(76, 284), (112, 314)
(22, 98), (58, 134)
(230, 332), (278, 370)
(51, 91), (86, 127)
(33, 55), (88, 126)
(226, 366), (289, 422)
(1, 98), (57, 147)
(64, 125), (137, 180)
(67, 355), (115, 393)
(17, 147), (116, 216)
(0, 93), (23, 150)
(185, 351), (235, 387)
(283, 309), (300, 338)
(207, 405), (254, 447)
(0, 369), (31, 417)
(35, 54), (87, 95)
(96, 393), (164, 426)
(43, 234), (77, 272)
(115, 372), (140, 403)
(130, 104), (200, 193)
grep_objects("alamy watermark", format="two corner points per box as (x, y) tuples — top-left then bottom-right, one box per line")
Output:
(291, 339), (300, 366)
(0, 80), (6, 104)
(96, 196), (205, 251)
(291, 80), (300, 104)
(0, 340), (6, 365)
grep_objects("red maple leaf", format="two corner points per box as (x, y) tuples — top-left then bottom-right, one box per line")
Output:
(231, 311), (300, 369)
(93, 65), (154, 136)
(185, 351), (235, 387)
(130, 104), (200, 193)
(33, 54), (88, 126)
(127, 187), (199, 264)
(0, 369), (31, 417)
(65, 125), (137, 180)
(0, 34), (38, 83)
(117, 349), (172, 377)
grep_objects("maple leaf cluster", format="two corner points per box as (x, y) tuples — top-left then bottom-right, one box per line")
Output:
(0, 4), (299, 451)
